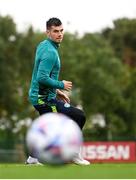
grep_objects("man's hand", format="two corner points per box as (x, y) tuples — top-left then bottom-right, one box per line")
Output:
(62, 80), (72, 91)
(57, 89), (70, 103)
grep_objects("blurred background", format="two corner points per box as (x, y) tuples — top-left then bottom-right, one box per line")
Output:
(0, 0), (136, 163)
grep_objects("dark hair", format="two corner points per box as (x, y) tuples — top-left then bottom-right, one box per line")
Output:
(46, 17), (62, 30)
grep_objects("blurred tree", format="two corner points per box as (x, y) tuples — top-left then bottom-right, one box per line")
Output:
(0, 15), (18, 118)
(102, 18), (136, 66)
(102, 18), (136, 139)
(0, 16), (44, 143)
(0, 15), (136, 143)
(60, 32), (80, 82)
(121, 69), (136, 137)
(0, 15), (19, 146)
(78, 33), (129, 139)
(60, 32), (83, 105)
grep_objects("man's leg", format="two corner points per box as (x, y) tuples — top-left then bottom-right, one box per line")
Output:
(26, 156), (43, 165)
(54, 100), (90, 165)
(26, 103), (52, 165)
(27, 100), (90, 165)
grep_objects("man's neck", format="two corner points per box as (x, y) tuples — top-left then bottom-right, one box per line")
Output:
(47, 38), (60, 49)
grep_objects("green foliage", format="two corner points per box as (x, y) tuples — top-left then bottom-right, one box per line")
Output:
(0, 15), (16, 40)
(0, 15), (18, 119)
(0, 15), (136, 142)
(102, 18), (136, 65)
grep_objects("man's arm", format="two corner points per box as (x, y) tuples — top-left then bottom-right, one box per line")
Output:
(56, 89), (70, 103)
(37, 51), (64, 89)
(37, 50), (72, 91)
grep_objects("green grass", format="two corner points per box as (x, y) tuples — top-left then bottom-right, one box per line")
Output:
(0, 163), (136, 179)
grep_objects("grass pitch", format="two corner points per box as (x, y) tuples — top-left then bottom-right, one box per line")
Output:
(0, 163), (136, 179)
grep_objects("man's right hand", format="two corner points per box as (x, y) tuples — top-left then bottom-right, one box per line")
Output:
(62, 80), (72, 91)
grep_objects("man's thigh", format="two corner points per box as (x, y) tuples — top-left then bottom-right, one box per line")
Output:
(34, 104), (52, 115)
(34, 99), (85, 129)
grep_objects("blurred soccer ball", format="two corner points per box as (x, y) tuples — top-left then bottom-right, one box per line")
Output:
(26, 113), (83, 164)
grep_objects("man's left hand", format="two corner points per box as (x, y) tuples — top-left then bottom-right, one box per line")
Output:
(57, 89), (70, 103)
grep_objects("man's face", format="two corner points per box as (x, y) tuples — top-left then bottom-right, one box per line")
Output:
(46, 25), (64, 43)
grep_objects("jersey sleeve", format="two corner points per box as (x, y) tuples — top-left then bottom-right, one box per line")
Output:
(37, 50), (64, 89)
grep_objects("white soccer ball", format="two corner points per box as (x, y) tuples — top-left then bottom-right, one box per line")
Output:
(26, 113), (83, 164)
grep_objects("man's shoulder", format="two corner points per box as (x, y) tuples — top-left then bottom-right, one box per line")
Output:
(37, 39), (55, 52)
(37, 39), (48, 49)
(36, 40), (56, 59)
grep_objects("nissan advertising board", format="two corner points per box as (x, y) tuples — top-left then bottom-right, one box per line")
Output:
(82, 142), (136, 162)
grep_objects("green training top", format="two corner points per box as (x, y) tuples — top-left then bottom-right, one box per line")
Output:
(28, 38), (64, 105)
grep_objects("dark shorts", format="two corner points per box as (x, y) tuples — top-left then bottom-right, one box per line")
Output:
(34, 99), (86, 129)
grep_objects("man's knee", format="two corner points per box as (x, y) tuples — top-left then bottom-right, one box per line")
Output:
(78, 109), (86, 129)
(69, 108), (86, 129)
